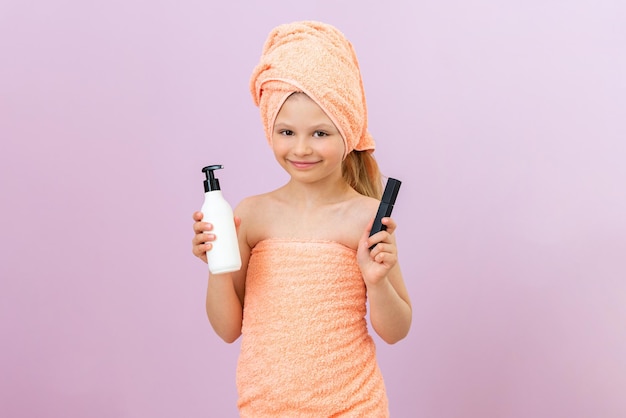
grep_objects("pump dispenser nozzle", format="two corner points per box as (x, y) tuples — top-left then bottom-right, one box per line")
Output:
(202, 165), (223, 192)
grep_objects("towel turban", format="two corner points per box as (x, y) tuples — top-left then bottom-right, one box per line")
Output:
(250, 21), (375, 158)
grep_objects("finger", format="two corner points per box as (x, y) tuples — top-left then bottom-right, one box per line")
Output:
(370, 242), (387, 259)
(192, 241), (209, 257)
(193, 211), (203, 221)
(381, 217), (397, 234)
(362, 218), (380, 249)
(192, 234), (214, 250)
(371, 240), (398, 261)
(193, 247), (210, 261)
(367, 229), (390, 250)
(367, 219), (397, 249)
(193, 232), (215, 246)
(193, 221), (213, 234)
(367, 234), (381, 250)
(376, 251), (397, 266)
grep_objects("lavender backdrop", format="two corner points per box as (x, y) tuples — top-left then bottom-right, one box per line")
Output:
(1, 1), (625, 417)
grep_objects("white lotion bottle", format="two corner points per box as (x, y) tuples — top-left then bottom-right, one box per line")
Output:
(200, 165), (242, 274)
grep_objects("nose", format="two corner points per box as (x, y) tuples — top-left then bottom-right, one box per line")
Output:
(293, 136), (312, 156)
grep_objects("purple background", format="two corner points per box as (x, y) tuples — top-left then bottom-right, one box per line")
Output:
(2, 1), (625, 417)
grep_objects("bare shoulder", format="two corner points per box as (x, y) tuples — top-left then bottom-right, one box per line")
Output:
(334, 193), (381, 248)
(234, 193), (264, 217)
(235, 193), (271, 224)
(348, 194), (381, 226)
(234, 192), (283, 246)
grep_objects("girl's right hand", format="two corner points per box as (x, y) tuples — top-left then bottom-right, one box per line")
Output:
(192, 211), (213, 264)
(191, 211), (242, 264)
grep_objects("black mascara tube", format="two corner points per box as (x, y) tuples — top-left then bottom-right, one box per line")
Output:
(369, 178), (401, 250)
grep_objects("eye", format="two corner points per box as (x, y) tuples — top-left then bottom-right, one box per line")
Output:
(278, 129), (294, 136)
(313, 131), (328, 138)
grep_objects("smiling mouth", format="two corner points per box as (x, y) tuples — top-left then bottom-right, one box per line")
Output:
(289, 160), (319, 169)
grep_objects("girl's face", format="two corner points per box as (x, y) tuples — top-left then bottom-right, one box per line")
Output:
(272, 93), (345, 184)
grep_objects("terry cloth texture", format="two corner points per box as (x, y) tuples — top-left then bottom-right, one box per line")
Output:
(250, 21), (375, 159)
(236, 238), (388, 417)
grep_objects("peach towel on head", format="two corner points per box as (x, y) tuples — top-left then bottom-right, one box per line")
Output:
(236, 238), (389, 417)
(250, 21), (375, 159)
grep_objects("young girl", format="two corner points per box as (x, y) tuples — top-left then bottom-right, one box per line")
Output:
(192, 21), (411, 417)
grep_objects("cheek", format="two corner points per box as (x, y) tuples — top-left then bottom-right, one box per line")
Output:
(323, 137), (345, 160)
(271, 137), (289, 158)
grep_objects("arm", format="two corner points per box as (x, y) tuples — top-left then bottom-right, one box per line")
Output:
(357, 217), (412, 344)
(192, 207), (250, 343)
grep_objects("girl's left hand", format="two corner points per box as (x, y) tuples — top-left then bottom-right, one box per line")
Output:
(357, 217), (398, 287)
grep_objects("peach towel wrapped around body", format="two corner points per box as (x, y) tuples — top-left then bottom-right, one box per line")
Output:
(236, 238), (389, 417)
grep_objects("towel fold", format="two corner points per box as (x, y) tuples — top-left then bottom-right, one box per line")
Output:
(250, 21), (375, 159)
(236, 238), (388, 417)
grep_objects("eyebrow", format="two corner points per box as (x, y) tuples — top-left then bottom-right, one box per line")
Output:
(311, 124), (336, 131)
(274, 122), (337, 131)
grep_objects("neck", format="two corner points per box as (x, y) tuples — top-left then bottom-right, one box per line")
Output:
(282, 177), (354, 207)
